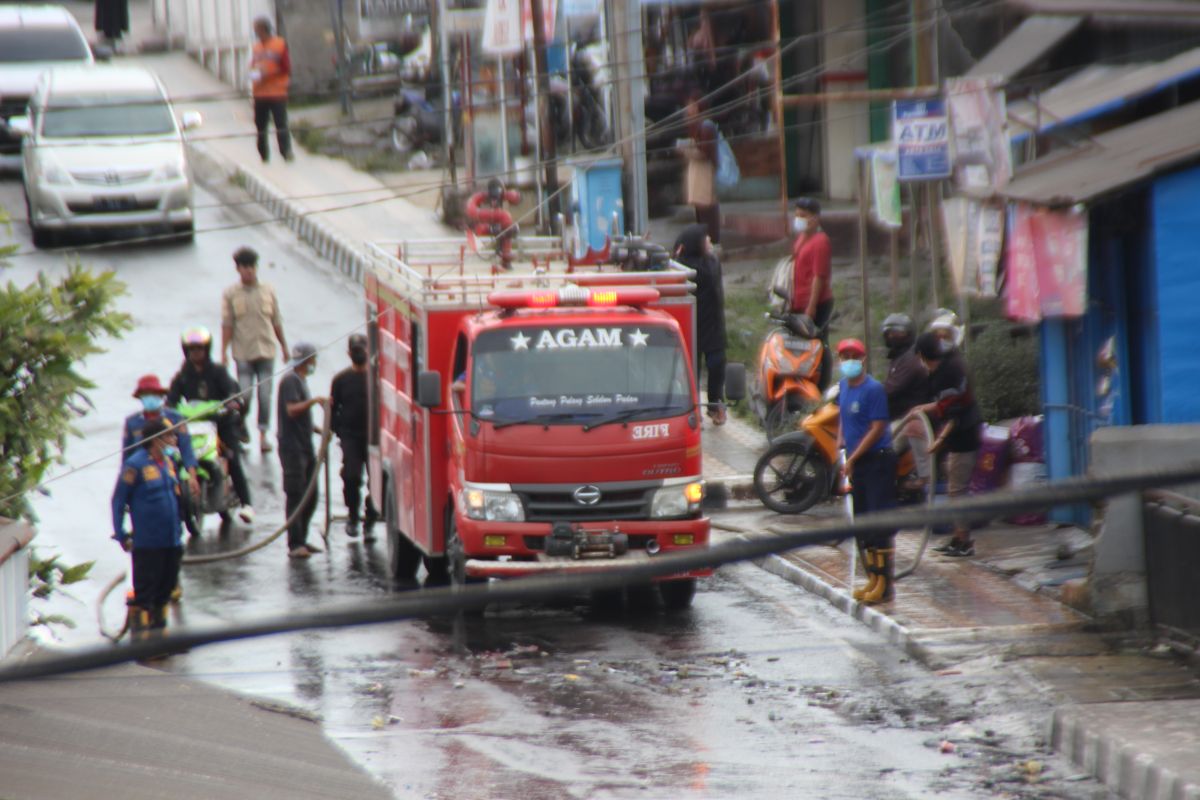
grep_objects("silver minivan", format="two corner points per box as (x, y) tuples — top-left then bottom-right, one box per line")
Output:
(12, 65), (201, 247)
(0, 4), (94, 160)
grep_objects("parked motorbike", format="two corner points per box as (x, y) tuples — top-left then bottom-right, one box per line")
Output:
(546, 39), (610, 150)
(752, 388), (926, 515)
(750, 312), (826, 442)
(173, 399), (241, 535)
(392, 86), (460, 155)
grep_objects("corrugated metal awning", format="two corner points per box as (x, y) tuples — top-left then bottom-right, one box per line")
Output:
(1007, 46), (1200, 137)
(999, 100), (1200, 205)
(966, 15), (1083, 80)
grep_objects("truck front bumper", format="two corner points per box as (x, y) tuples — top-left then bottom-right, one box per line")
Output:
(458, 516), (711, 580)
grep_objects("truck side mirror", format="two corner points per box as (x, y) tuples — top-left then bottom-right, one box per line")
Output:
(416, 370), (442, 407)
(724, 363), (746, 402)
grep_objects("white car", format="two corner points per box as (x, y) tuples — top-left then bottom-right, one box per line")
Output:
(12, 65), (201, 248)
(0, 4), (95, 163)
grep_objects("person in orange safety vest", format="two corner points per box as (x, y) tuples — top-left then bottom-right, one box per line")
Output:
(250, 16), (294, 163)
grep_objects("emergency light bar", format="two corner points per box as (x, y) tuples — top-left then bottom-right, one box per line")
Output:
(487, 286), (661, 310)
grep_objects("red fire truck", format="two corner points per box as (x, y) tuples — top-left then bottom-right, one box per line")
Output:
(363, 234), (740, 608)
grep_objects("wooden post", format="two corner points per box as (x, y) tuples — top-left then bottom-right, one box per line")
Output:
(908, 183), (919, 322)
(927, 182), (941, 309)
(889, 227), (900, 307)
(858, 156), (872, 355)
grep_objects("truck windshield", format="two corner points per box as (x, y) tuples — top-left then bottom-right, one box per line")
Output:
(471, 324), (692, 425)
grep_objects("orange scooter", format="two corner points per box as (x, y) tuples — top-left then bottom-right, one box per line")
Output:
(752, 388), (926, 515)
(749, 312), (826, 441)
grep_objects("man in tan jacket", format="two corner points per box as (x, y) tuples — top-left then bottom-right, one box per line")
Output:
(221, 246), (288, 453)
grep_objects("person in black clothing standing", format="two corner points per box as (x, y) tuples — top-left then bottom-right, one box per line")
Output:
(880, 313), (930, 488)
(913, 331), (983, 557)
(330, 334), (378, 538)
(167, 327), (255, 525)
(278, 342), (329, 559)
(674, 223), (727, 425)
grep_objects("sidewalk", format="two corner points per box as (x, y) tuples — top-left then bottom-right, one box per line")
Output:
(702, 413), (1200, 800)
(50, 5), (1200, 796)
(0, 648), (393, 800)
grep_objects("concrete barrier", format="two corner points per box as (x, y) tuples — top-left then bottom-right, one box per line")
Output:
(1088, 424), (1200, 627)
(0, 519), (36, 659)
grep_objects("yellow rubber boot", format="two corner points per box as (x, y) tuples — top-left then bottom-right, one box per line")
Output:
(852, 548), (879, 601)
(862, 547), (895, 604)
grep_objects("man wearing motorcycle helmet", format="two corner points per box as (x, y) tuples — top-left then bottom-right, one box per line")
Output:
(882, 312), (933, 491)
(123, 374), (199, 503)
(835, 338), (897, 604)
(167, 326), (255, 526)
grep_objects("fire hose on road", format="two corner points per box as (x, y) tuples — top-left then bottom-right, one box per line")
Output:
(97, 409), (335, 642)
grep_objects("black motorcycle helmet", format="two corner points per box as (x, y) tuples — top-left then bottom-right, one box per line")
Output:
(881, 313), (915, 354)
(487, 177), (506, 204)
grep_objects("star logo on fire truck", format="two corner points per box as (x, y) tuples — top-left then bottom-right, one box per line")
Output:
(510, 332), (531, 350)
(628, 329), (648, 347)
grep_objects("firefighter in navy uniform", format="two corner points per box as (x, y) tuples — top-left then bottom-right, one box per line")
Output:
(111, 416), (186, 639)
(329, 333), (378, 538)
(167, 326), (255, 525)
(123, 374), (199, 501)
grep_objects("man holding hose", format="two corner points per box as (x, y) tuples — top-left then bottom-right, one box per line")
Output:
(277, 342), (329, 559)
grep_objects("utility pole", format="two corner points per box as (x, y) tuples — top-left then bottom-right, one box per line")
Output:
(335, 0), (351, 115)
(528, 0), (560, 230)
(435, 0), (457, 190)
(606, 0), (648, 235)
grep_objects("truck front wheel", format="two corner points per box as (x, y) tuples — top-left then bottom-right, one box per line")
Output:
(386, 483), (421, 582)
(659, 578), (697, 610)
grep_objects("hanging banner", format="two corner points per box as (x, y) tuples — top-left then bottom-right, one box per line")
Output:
(1004, 203), (1087, 321)
(870, 148), (902, 229)
(482, 0), (556, 55)
(946, 77), (1011, 197)
(482, 0), (522, 55)
(893, 98), (951, 181)
(941, 197), (1003, 296)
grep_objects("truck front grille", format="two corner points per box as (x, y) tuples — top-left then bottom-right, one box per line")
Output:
(514, 482), (656, 522)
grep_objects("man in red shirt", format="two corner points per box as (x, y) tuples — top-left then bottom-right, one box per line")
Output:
(250, 16), (294, 163)
(790, 197), (834, 386)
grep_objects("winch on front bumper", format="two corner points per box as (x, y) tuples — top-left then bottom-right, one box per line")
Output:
(459, 516), (711, 579)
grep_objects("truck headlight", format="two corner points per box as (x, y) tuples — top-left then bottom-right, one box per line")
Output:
(463, 487), (524, 522)
(650, 481), (704, 518)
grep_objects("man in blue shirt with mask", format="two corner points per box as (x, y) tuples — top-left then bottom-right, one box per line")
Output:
(836, 338), (897, 604)
(112, 416), (185, 640)
(123, 374), (199, 502)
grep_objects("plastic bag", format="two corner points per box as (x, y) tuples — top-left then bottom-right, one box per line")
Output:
(969, 424), (1011, 494)
(715, 127), (740, 190)
(1010, 416), (1044, 464)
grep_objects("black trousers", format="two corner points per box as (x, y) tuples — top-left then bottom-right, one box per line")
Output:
(813, 298), (834, 390)
(339, 436), (377, 523)
(131, 546), (183, 611)
(850, 448), (897, 549)
(225, 446), (252, 507)
(701, 348), (726, 411)
(694, 203), (721, 245)
(281, 450), (318, 549)
(254, 98), (292, 161)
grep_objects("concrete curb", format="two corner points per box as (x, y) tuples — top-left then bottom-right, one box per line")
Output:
(741, 537), (918, 656)
(1050, 708), (1200, 800)
(188, 141), (370, 286)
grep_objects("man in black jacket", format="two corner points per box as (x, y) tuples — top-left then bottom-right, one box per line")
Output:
(674, 223), (727, 425)
(881, 313), (930, 488)
(330, 334), (378, 538)
(167, 326), (255, 525)
(913, 331), (983, 557)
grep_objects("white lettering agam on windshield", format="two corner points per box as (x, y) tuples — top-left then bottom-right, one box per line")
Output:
(511, 328), (652, 351)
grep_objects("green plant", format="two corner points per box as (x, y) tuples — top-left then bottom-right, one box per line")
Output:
(291, 119), (327, 153)
(28, 550), (95, 630)
(0, 259), (132, 519)
(968, 322), (1040, 422)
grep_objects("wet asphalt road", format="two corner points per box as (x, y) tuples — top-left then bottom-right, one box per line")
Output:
(1, 174), (1113, 799)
